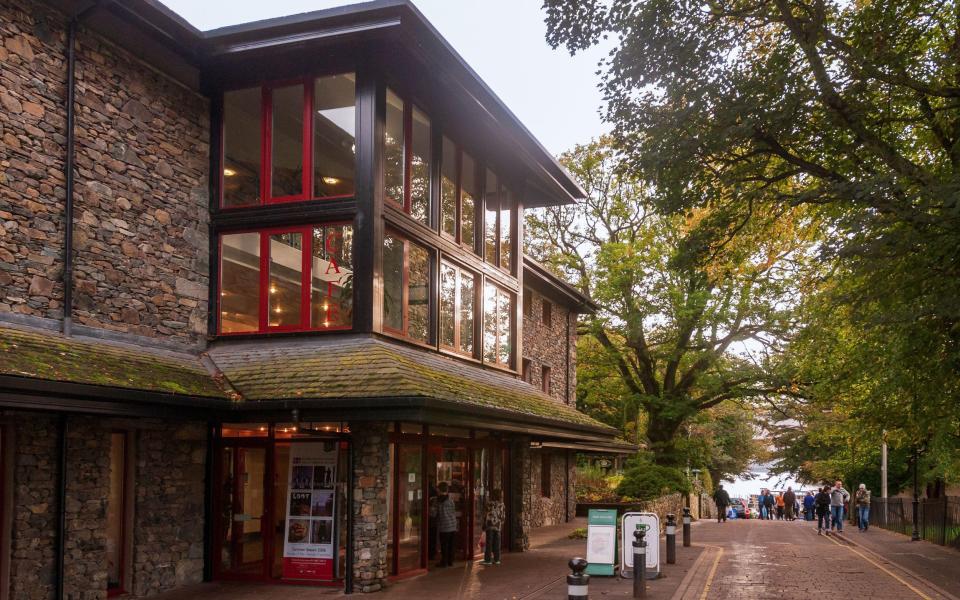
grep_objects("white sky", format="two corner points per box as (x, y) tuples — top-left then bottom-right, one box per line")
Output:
(158, 0), (611, 155)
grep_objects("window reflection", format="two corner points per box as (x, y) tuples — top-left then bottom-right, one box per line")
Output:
(383, 234), (404, 332)
(383, 232), (431, 343)
(461, 153), (477, 249)
(223, 88), (261, 208)
(410, 107), (431, 224)
(484, 170), (498, 264)
(441, 137), (457, 238)
(385, 90), (405, 205)
(407, 242), (430, 342)
(499, 187), (512, 271)
(483, 282), (513, 367)
(313, 74), (356, 198)
(311, 225), (353, 329)
(459, 271), (475, 355)
(221, 232), (261, 333)
(271, 85), (305, 198)
(439, 263), (456, 348)
(268, 232), (303, 327)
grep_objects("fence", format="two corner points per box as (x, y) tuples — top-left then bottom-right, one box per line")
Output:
(870, 496), (960, 548)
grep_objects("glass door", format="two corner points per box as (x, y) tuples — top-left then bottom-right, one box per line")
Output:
(395, 444), (424, 573)
(430, 445), (469, 561)
(218, 444), (268, 578)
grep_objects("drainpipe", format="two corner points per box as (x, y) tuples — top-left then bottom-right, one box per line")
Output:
(565, 311), (571, 405)
(55, 414), (68, 600)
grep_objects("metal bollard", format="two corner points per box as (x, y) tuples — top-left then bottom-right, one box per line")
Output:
(666, 513), (677, 564)
(682, 507), (692, 547)
(633, 525), (647, 598)
(567, 557), (589, 600)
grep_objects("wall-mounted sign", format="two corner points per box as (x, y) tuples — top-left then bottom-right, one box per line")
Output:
(585, 508), (618, 576)
(282, 442), (338, 580)
(620, 512), (660, 579)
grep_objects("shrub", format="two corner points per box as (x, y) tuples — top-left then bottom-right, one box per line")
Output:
(615, 460), (690, 501)
(568, 527), (588, 539)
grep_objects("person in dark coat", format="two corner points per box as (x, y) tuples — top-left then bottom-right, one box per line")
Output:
(713, 484), (731, 523)
(814, 486), (832, 535)
(783, 487), (797, 520)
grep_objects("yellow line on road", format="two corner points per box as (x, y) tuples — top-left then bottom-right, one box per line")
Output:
(698, 546), (724, 600)
(823, 534), (933, 600)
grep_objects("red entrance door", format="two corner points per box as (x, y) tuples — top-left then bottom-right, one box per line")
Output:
(215, 443), (269, 579)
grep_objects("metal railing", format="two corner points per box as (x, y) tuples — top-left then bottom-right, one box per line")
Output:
(870, 496), (960, 548)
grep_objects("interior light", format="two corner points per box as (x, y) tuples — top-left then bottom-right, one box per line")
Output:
(223, 168), (237, 177)
(274, 306), (283, 314)
(322, 176), (341, 186)
(270, 286), (278, 294)
(322, 302), (329, 311)
(323, 320), (330, 328)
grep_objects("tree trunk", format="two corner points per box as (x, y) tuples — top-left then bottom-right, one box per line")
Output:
(646, 413), (684, 466)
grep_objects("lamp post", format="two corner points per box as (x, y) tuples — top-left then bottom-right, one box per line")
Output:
(911, 446), (920, 541)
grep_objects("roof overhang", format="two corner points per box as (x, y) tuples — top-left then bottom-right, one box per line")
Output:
(523, 256), (599, 314)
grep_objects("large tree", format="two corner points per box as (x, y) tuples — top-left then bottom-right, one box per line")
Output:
(528, 138), (814, 466)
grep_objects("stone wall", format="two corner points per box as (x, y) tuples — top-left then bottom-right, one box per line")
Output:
(351, 422), (390, 593)
(528, 449), (575, 530)
(510, 438), (531, 551)
(0, 0), (210, 345)
(521, 288), (577, 405)
(132, 421), (206, 596)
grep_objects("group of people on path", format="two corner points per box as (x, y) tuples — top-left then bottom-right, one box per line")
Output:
(430, 483), (506, 568)
(711, 480), (874, 533)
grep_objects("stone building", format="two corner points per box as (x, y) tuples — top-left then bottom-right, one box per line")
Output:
(0, 0), (629, 597)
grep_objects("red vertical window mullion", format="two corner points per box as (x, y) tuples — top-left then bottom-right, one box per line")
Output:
(303, 81), (314, 201)
(258, 232), (269, 333)
(261, 87), (272, 206)
(403, 102), (413, 214)
(301, 225), (312, 330)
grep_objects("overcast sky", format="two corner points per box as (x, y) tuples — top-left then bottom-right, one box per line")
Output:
(158, 0), (611, 155)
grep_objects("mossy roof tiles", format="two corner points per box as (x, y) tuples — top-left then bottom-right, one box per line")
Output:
(208, 335), (613, 431)
(0, 325), (228, 398)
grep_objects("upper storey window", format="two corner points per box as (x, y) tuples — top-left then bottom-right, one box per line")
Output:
(483, 170), (514, 272)
(440, 137), (479, 252)
(221, 73), (356, 208)
(385, 89), (431, 225)
(383, 231), (432, 343)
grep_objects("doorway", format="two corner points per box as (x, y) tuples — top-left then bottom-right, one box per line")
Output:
(216, 442), (268, 579)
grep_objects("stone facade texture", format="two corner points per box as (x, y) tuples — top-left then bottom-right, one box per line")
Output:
(0, 0), (210, 345)
(521, 287), (577, 405)
(527, 449), (576, 530)
(351, 422), (390, 593)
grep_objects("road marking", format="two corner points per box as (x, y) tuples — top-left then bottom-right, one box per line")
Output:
(823, 534), (934, 600)
(698, 546), (724, 600)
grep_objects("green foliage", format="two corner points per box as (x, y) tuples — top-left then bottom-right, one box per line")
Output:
(575, 464), (624, 503)
(568, 527), (588, 540)
(616, 456), (691, 501)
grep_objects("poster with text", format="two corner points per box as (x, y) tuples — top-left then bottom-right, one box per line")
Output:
(282, 441), (338, 580)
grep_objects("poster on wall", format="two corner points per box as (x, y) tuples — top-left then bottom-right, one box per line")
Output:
(282, 441), (338, 580)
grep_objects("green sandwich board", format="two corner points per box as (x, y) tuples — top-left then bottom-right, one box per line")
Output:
(585, 508), (618, 576)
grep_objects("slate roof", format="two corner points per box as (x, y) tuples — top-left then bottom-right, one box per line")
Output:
(208, 335), (614, 432)
(0, 324), (228, 399)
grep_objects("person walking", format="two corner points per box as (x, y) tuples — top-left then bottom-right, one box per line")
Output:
(803, 491), (815, 521)
(775, 492), (785, 520)
(830, 480), (850, 533)
(815, 486), (831, 534)
(436, 482), (458, 567)
(855, 483), (871, 532)
(783, 487), (797, 521)
(713, 484), (731, 523)
(763, 491), (775, 520)
(480, 489), (505, 565)
(758, 489), (769, 520)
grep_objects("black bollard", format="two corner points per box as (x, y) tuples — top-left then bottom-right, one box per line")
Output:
(567, 557), (589, 600)
(682, 507), (692, 547)
(666, 513), (677, 564)
(633, 525), (647, 598)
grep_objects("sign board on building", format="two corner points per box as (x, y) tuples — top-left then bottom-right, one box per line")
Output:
(282, 441), (338, 580)
(585, 508), (618, 576)
(620, 512), (660, 579)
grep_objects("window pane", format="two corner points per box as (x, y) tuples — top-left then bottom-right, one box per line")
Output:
(484, 170), (498, 264)
(499, 188), (512, 271)
(461, 153), (477, 249)
(268, 232), (302, 327)
(396, 444), (423, 574)
(221, 232), (260, 333)
(459, 270), (475, 355)
(407, 242), (430, 342)
(483, 282), (497, 363)
(440, 138), (457, 237)
(383, 233), (404, 332)
(384, 89), (404, 205)
(223, 87), (261, 208)
(271, 85), (304, 198)
(497, 288), (512, 365)
(410, 106), (431, 224)
(313, 74), (356, 198)
(311, 224), (353, 329)
(439, 263), (456, 348)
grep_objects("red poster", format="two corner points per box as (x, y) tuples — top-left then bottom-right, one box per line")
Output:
(282, 442), (338, 580)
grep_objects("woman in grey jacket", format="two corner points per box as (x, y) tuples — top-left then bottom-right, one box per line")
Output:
(830, 480), (850, 533)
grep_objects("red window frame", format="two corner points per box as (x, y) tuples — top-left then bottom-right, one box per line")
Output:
(384, 91), (430, 222)
(438, 259), (478, 358)
(220, 75), (356, 209)
(382, 230), (432, 343)
(217, 222), (354, 335)
(440, 141), (478, 252)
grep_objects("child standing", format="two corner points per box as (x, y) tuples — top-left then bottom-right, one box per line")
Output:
(480, 489), (505, 565)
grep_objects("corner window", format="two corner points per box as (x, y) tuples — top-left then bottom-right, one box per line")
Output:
(218, 223), (353, 334)
(440, 137), (479, 251)
(439, 261), (477, 357)
(483, 170), (514, 272)
(384, 89), (431, 226)
(383, 231), (431, 343)
(483, 281), (514, 368)
(220, 73), (356, 208)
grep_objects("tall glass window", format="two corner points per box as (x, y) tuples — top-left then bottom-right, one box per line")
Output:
(439, 261), (476, 357)
(311, 225), (354, 329)
(499, 188), (513, 271)
(484, 170), (498, 264)
(385, 89), (405, 205)
(383, 232), (431, 343)
(220, 232), (261, 333)
(313, 74), (356, 198)
(439, 263), (457, 349)
(483, 282), (513, 368)
(268, 232), (303, 328)
(461, 153), (477, 250)
(410, 107), (431, 224)
(383, 89), (431, 227)
(440, 137), (457, 238)
(222, 87), (261, 208)
(270, 85), (305, 199)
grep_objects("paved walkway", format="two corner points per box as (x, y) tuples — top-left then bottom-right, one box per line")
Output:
(148, 517), (960, 599)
